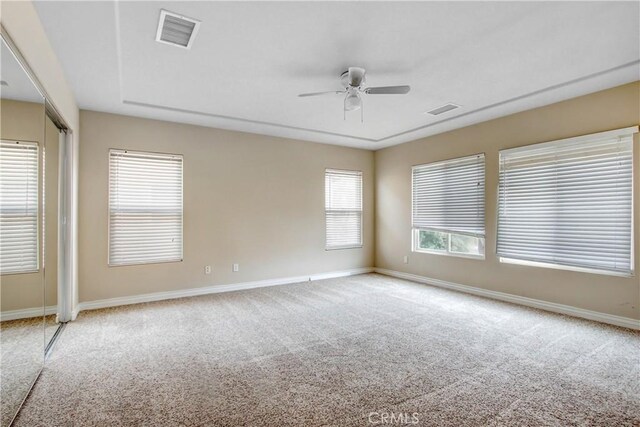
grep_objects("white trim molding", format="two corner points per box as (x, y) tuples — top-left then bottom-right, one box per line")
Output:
(375, 268), (640, 330)
(1, 305), (57, 322)
(77, 267), (374, 313)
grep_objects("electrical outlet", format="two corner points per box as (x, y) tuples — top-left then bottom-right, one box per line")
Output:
(233, 263), (239, 272)
(204, 265), (211, 275)
(403, 255), (409, 264)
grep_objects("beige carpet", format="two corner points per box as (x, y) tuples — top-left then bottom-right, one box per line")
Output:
(14, 273), (640, 426)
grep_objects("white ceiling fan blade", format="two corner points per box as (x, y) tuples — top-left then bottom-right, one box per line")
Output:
(364, 85), (411, 95)
(298, 91), (345, 97)
(348, 67), (366, 87)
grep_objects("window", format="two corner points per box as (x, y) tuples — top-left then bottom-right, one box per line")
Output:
(412, 154), (485, 258)
(414, 229), (485, 257)
(109, 149), (183, 266)
(497, 127), (637, 276)
(0, 140), (39, 274)
(325, 169), (362, 249)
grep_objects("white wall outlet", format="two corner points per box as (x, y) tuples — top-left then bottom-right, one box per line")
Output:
(233, 263), (239, 272)
(403, 255), (409, 264)
(204, 265), (211, 275)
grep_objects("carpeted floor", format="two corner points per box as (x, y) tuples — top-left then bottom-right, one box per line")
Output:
(13, 273), (640, 426)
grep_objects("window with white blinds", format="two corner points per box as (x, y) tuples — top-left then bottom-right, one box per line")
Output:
(497, 127), (637, 276)
(109, 149), (183, 266)
(412, 154), (485, 256)
(325, 169), (362, 249)
(0, 140), (39, 274)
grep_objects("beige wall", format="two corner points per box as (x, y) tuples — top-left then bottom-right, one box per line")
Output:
(0, 99), (58, 312)
(375, 82), (640, 320)
(78, 111), (374, 302)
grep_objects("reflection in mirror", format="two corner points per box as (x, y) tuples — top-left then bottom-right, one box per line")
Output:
(0, 37), (46, 426)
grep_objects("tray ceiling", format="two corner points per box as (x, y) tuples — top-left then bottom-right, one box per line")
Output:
(34, 1), (639, 149)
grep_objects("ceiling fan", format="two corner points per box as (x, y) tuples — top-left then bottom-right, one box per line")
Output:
(298, 67), (410, 122)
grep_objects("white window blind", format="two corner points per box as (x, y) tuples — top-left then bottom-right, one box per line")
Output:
(109, 149), (183, 266)
(0, 140), (39, 274)
(497, 127), (637, 275)
(412, 154), (485, 237)
(325, 169), (362, 249)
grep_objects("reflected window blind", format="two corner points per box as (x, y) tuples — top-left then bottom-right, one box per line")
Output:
(325, 169), (362, 249)
(412, 154), (485, 237)
(497, 127), (636, 275)
(109, 150), (183, 266)
(0, 140), (39, 274)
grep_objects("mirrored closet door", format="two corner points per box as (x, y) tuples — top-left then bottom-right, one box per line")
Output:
(44, 111), (63, 351)
(0, 35), (66, 426)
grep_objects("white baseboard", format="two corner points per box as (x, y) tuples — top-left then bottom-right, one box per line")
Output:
(1, 305), (58, 322)
(375, 268), (640, 330)
(77, 267), (374, 314)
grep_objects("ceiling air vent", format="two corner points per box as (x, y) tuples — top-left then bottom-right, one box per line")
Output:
(155, 10), (201, 49)
(426, 103), (460, 116)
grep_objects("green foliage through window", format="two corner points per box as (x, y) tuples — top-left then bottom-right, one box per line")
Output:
(419, 230), (447, 251)
(416, 229), (484, 257)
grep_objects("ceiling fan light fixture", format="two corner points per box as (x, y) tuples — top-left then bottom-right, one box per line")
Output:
(344, 92), (361, 111)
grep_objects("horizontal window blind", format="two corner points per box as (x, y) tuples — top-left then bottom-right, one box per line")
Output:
(109, 150), (183, 266)
(497, 127), (636, 275)
(412, 154), (485, 237)
(0, 140), (39, 274)
(325, 169), (362, 249)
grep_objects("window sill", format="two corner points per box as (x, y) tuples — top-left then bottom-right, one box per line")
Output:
(108, 259), (183, 267)
(413, 248), (484, 260)
(0, 269), (40, 276)
(499, 257), (633, 278)
(326, 245), (363, 251)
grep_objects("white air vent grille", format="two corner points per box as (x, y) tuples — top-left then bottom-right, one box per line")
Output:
(426, 103), (460, 116)
(156, 10), (201, 49)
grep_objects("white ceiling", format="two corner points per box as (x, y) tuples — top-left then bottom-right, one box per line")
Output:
(34, 1), (639, 150)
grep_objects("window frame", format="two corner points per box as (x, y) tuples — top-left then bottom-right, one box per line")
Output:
(411, 154), (486, 260)
(325, 168), (363, 251)
(496, 126), (637, 277)
(107, 148), (184, 267)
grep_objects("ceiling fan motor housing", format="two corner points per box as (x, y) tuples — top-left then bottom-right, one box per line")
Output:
(341, 67), (366, 88)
